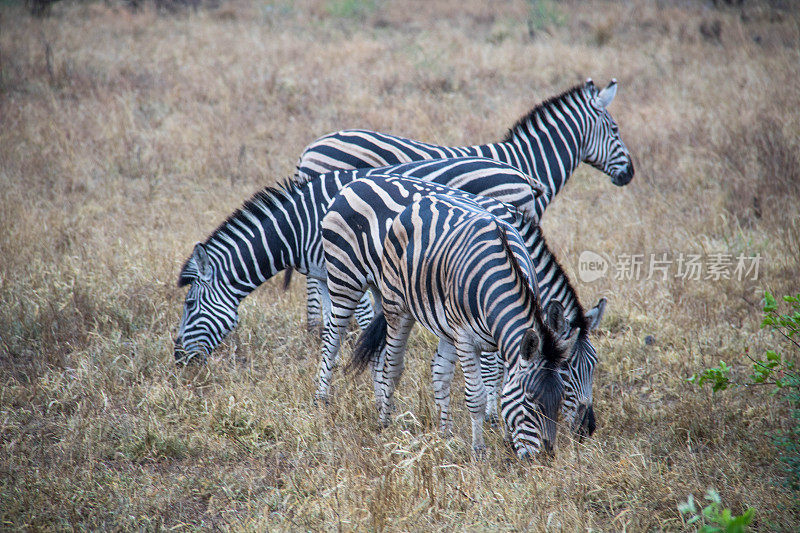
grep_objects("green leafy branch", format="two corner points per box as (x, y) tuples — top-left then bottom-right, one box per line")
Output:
(678, 489), (754, 533)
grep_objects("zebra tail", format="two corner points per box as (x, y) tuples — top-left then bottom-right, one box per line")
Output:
(282, 268), (293, 291)
(347, 311), (387, 375)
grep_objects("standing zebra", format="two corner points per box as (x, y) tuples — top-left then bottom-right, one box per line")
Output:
(351, 193), (576, 458)
(319, 174), (603, 438)
(295, 79), (632, 330)
(174, 158), (543, 362)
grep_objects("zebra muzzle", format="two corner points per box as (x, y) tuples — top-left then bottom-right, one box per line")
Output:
(173, 339), (207, 366)
(611, 161), (635, 186)
(574, 403), (596, 440)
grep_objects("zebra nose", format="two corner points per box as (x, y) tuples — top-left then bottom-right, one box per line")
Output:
(585, 404), (596, 436)
(613, 161), (634, 186)
(543, 439), (555, 457)
(574, 403), (596, 438)
(173, 337), (188, 363)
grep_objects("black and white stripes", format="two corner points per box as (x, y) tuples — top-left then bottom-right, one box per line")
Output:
(318, 174), (602, 440)
(174, 159), (541, 362)
(350, 193), (575, 457)
(294, 79), (632, 328)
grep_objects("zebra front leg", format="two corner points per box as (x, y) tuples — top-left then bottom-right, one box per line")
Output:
(481, 351), (503, 428)
(432, 340), (458, 436)
(455, 339), (487, 457)
(378, 312), (415, 428)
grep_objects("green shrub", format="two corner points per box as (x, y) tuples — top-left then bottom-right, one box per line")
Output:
(688, 291), (800, 491)
(678, 488), (754, 533)
(526, 0), (564, 37)
(326, 0), (376, 20)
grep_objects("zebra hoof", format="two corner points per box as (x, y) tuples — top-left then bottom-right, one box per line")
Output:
(313, 392), (330, 407)
(485, 412), (500, 429)
(306, 321), (323, 337)
(473, 445), (487, 460)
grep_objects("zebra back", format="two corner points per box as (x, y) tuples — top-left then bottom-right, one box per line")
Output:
(297, 79), (633, 213)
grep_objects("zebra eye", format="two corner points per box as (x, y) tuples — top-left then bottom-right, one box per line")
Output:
(186, 297), (197, 309)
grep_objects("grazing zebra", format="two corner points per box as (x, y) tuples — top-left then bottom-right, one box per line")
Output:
(350, 193), (576, 458)
(294, 78), (632, 331)
(319, 174), (603, 438)
(174, 158), (543, 363)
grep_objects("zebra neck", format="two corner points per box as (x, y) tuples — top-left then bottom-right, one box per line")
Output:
(501, 105), (586, 203)
(515, 221), (586, 327)
(202, 179), (329, 297)
(495, 325), (535, 376)
(483, 296), (541, 373)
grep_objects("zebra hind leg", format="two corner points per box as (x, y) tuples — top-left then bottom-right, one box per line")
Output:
(455, 338), (487, 458)
(353, 290), (375, 331)
(432, 340), (458, 436)
(305, 277), (325, 335)
(481, 351), (503, 428)
(316, 284), (365, 401)
(377, 312), (414, 428)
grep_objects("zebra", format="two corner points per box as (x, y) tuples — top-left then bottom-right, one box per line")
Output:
(350, 193), (576, 458)
(294, 79), (632, 330)
(318, 174), (604, 438)
(174, 158), (544, 363)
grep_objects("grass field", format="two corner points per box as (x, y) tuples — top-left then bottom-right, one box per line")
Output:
(1, 0), (799, 529)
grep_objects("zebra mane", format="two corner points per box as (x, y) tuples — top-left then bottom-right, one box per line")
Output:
(533, 228), (589, 333)
(502, 83), (590, 143)
(494, 223), (563, 367)
(178, 177), (306, 284)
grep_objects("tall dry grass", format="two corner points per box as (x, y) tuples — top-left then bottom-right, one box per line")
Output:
(1, 0), (799, 529)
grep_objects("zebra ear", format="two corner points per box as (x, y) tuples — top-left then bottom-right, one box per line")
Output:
(544, 301), (567, 336)
(520, 328), (541, 361)
(585, 298), (607, 331)
(192, 243), (213, 282)
(596, 79), (618, 108)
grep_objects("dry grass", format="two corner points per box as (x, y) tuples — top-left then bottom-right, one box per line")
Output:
(1, 0), (799, 529)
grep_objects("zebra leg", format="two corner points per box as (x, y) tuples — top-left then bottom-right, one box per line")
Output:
(353, 290), (375, 331)
(432, 340), (458, 436)
(306, 277), (325, 335)
(317, 278), (373, 398)
(315, 300), (358, 403)
(481, 351), (503, 428)
(378, 311), (414, 428)
(455, 338), (487, 457)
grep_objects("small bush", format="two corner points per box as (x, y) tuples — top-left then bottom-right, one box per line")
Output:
(678, 488), (754, 533)
(689, 291), (800, 492)
(526, 0), (564, 38)
(326, 0), (376, 20)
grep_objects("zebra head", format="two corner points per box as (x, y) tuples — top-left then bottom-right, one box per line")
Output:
(502, 301), (576, 459)
(581, 79), (634, 186)
(174, 243), (240, 364)
(557, 298), (606, 441)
